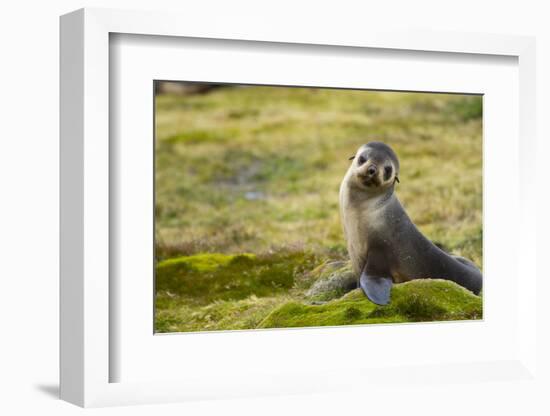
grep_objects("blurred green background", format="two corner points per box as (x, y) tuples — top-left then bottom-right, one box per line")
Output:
(154, 82), (482, 332)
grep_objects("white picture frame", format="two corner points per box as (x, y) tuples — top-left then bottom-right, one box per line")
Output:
(60, 7), (538, 408)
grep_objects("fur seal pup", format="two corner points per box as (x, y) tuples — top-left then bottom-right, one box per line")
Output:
(339, 142), (482, 305)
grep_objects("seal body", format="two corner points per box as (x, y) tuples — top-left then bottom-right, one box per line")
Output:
(339, 142), (482, 305)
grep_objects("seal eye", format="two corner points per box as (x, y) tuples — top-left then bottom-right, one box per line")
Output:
(383, 165), (393, 181)
(357, 155), (367, 166)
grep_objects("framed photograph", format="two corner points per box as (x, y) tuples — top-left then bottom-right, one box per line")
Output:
(60, 8), (538, 408)
(153, 81), (484, 334)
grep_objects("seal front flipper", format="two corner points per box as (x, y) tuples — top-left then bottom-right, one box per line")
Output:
(359, 268), (392, 305)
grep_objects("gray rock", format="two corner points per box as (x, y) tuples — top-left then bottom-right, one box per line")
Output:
(306, 261), (357, 302)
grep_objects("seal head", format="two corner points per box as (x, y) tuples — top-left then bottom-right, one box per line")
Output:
(348, 142), (400, 195)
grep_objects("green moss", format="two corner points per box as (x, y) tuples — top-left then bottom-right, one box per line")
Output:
(155, 251), (320, 305)
(258, 280), (482, 329)
(156, 255), (483, 332)
(157, 252), (251, 272)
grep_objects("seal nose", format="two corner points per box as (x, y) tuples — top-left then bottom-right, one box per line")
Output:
(366, 165), (377, 177)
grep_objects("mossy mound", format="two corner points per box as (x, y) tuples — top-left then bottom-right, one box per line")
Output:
(258, 280), (482, 329)
(156, 251), (319, 305)
(156, 253), (482, 333)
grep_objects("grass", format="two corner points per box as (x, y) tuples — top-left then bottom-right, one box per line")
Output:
(154, 84), (483, 332)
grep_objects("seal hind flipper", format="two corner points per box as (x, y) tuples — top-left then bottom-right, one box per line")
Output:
(359, 269), (392, 305)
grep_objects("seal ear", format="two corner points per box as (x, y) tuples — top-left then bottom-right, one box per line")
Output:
(348, 155), (355, 160)
(394, 176), (400, 184)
